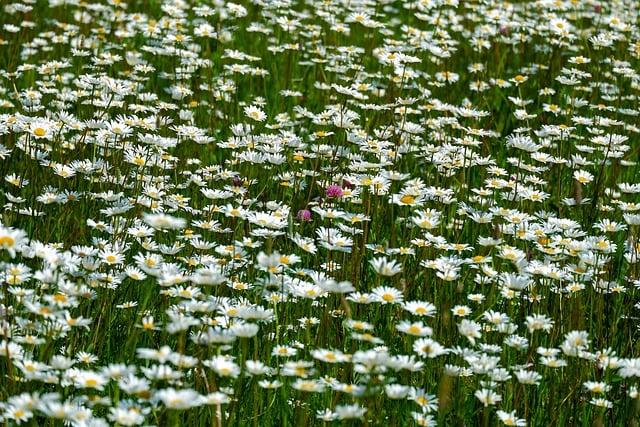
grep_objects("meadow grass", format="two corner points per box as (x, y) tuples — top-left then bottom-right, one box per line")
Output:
(0, 0), (640, 426)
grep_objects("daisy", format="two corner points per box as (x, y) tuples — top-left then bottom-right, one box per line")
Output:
(371, 286), (404, 304)
(370, 257), (402, 276)
(142, 213), (187, 230)
(244, 105), (266, 122)
(28, 118), (55, 139)
(0, 225), (27, 258)
(413, 338), (447, 358)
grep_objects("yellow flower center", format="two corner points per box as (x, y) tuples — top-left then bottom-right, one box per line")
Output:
(416, 396), (428, 406)
(407, 325), (421, 334)
(400, 195), (415, 204)
(0, 236), (15, 247)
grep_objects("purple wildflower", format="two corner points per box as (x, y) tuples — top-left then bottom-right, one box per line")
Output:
(296, 209), (312, 222)
(325, 184), (343, 198)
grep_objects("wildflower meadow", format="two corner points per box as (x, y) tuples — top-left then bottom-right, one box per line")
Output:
(1, 0), (640, 425)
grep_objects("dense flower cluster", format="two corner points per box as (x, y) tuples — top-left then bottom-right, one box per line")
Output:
(0, 0), (640, 425)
